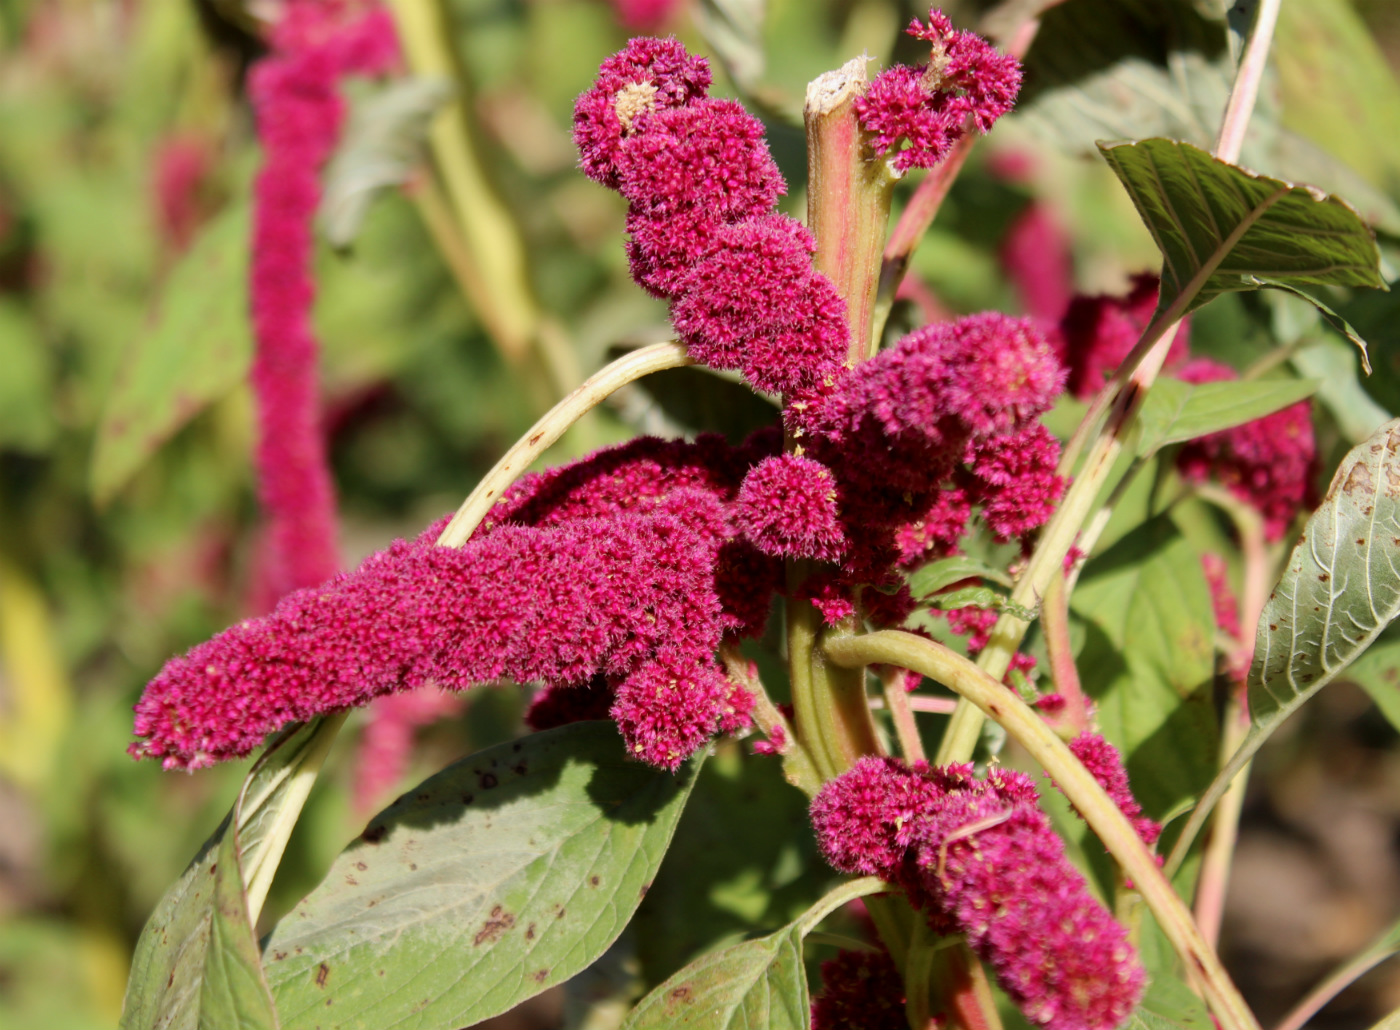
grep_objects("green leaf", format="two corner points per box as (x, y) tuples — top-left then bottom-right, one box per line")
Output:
(319, 77), (452, 249)
(623, 878), (883, 1030)
(120, 719), (342, 1030)
(1248, 418), (1400, 731)
(630, 742), (833, 988)
(1098, 138), (1385, 331)
(622, 924), (808, 1030)
(1072, 517), (1218, 825)
(264, 722), (700, 1030)
(1343, 638), (1400, 732)
(616, 361), (780, 442)
(694, 0), (766, 95)
(907, 555), (1013, 600)
(91, 203), (252, 505)
(1135, 375), (1319, 456)
(1292, 337), (1390, 445)
(201, 824), (280, 1030)
(1127, 972), (1211, 1030)
(1243, 277), (1374, 372)
(1176, 419), (1400, 866)
(0, 299), (57, 453)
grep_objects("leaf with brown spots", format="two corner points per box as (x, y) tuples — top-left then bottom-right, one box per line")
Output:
(1172, 418), (1400, 867)
(262, 722), (700, 1030)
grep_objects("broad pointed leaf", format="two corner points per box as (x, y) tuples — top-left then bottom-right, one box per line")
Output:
(120, 718), (342, 1030)
(1098, 138), (1384, 334)
(907, 555), (1013, 601)
(1135, 376), (1319, 456)
(622, 878), (882, 1030)
(91, 203), (252, 505)
(264, 722), (700, 1030)
(1249, 418), (1400, 728)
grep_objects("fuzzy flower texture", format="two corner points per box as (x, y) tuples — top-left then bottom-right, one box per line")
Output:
(811, 756), (1146, 1030)
(130, 25), (1054, 774)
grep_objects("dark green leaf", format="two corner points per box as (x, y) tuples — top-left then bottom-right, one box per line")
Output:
(1072, 517), (1218, 824)
(622, 925), (807, 1030)
(1136, 376), (1319, 456)
(1127, 972), (1211, 1030)
(607, 351), (779, 442)
(201, 825), (280, 1030)
(907, 555), (1013, 600)
(319, 77), (452, 249)
(120, 720), (341, 1030)
(630, 742), (832, 988)
(91, 203), (252, 505)
(1098, 138), (1385, 329)
(264, 722), (700, 1030)
(1015, 1), (1232, 154)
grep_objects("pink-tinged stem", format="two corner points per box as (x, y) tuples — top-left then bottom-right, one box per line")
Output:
(1192, 485), (1269, 948)
(878, 667), (926, 763)
(1214, 0), (1282, 165)
(932, 945), (1005, 1030)
(1042, 571), (1091, 735)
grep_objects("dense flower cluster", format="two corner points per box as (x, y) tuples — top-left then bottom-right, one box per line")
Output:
(855, 9), (1021, 172)
(574, 38), (847, 394)
(811, 757), (1145, 1030)
(1175, 358), (1319, 540)
(248, 0), (398, 598)
(810, 947), (910, 1030)
(790, 312), (1066, 622)
(131, 434), (781, 772)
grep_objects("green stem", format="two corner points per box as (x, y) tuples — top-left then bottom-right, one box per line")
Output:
(435, 342), (692, 548)
(827, 629), (1262, 1030)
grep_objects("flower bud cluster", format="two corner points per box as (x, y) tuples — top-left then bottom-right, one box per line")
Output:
(855, 9), (1021, 172)
(811, 757), (1145, 1030)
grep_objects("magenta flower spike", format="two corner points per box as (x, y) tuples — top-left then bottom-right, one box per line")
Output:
(1054, 274), (1191, 400)
(248, 2), (398, 597)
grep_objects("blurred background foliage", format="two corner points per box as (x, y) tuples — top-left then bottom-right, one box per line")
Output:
(2, 1), (1400, 1028)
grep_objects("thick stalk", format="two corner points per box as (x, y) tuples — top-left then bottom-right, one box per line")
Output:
(827, 629), (1262, 1030)
(805, 56), (897, 363)
(1041, 571), (1090, 736)
(785, 591), (880, 780)
(435, 342), (691, 547)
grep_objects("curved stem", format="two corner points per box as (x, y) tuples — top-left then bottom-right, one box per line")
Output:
(827, 629), (1262, 1030)
(1194, 694), (1250, 948)
(435, 342), (692, 548)
(1275, 946), (1400, 1030)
